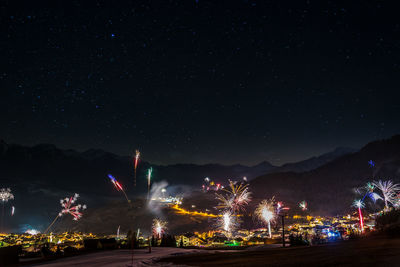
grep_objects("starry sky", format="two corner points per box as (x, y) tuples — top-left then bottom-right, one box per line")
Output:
(1, 1), (399, 165)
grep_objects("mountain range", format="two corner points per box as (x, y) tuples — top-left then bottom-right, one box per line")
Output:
(2, 136), (400, 233)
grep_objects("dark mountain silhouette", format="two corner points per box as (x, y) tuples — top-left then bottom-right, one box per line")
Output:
(0, 139), (354, 232)
(274, 147), (356, 173)
(250, 135), (400, 216)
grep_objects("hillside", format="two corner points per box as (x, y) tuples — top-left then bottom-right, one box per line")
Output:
(250, 135), (400, 215)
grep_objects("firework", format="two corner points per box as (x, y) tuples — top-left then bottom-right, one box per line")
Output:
(44, 193), (86, 233)
(134, 149), (140, 187)
(216, 210), (238, 236)
(0, 188), (14, 232)
(147, 167), (153, 200)
(108, 174), (130, 202)
(373, 180), (400, 210)
(204, 177), (210, 183)
(255, 198), (276, 238)
(216, 180), (251, 212)
(59, 193), (87, 220)
(352, 199), (365, 232)
(11, 206), (15, 216)
(0, 188), (14, 202)
(299, 200), (308, 211)
(368, 160), (375, 168)
(355, 182), (382, 204)
(152, 218), (167, 238)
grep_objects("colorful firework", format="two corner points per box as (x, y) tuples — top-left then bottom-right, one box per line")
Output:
(108, 174), (130, 202)
(44, 193), (86, 233)
(352, 199), (365, 232)
(0, 188), (14, 202)
(255, 198), (276, 238)
(276, 201), (289, 214)
(133, 149), (140, 187)
(147, 167), (153, 200)
(152, 218), (167, 238)
(355, 182), (382, 203)
(373, 180), (400, 210)
(216, 180), (251, 212)
(59, 193), (87, 220)
(368, 160), (375, 168)
(299, 200), (308, 211)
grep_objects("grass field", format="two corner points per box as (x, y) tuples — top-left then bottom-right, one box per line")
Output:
(158, 235), (400, 266)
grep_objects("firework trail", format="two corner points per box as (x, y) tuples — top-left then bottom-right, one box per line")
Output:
(134, 150), (140, 187)
(353, 199), (365, 232)
(108, 174), (130, 203)
(216, 180), (251, 212)
(147, 168), (153, 200)
(299, 200), (308, 211)
(373, 180), (400, 210)
(11, 206), (15, 216)
(44, 193), (86, 233)
(255, 198), (276, 238)
(152, 218), (167, 238)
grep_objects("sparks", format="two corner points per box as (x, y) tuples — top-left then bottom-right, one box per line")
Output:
(352, 199), (365, 232)
(299, 200), (308, 211)
(217, 210), (237, 235)
(44, 193), (87, 233)
(152, 218), (167, 238)
(255, 198), (276, 238)
(373, 180), (400, 210)
(0, 188), (14, 202)
(216, 180), (252, 212)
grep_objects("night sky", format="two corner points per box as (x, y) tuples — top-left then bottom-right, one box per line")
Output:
(1, 1), (399, 165)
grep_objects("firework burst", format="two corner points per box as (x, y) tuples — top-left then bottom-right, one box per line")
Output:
(44, 193), (86, 233)
(373, 180), (400, 210)
(0, 188), (14, 203)
(216, 180), (251, 212)
(152, 218), (167, 238)
(59, 193), (87, 220)
(255, 198), (276, 238)
(299, 200), (308, 211)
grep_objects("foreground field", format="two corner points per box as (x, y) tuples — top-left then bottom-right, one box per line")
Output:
(159, 236), (400, 266)
(27, 235), (400, 267)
